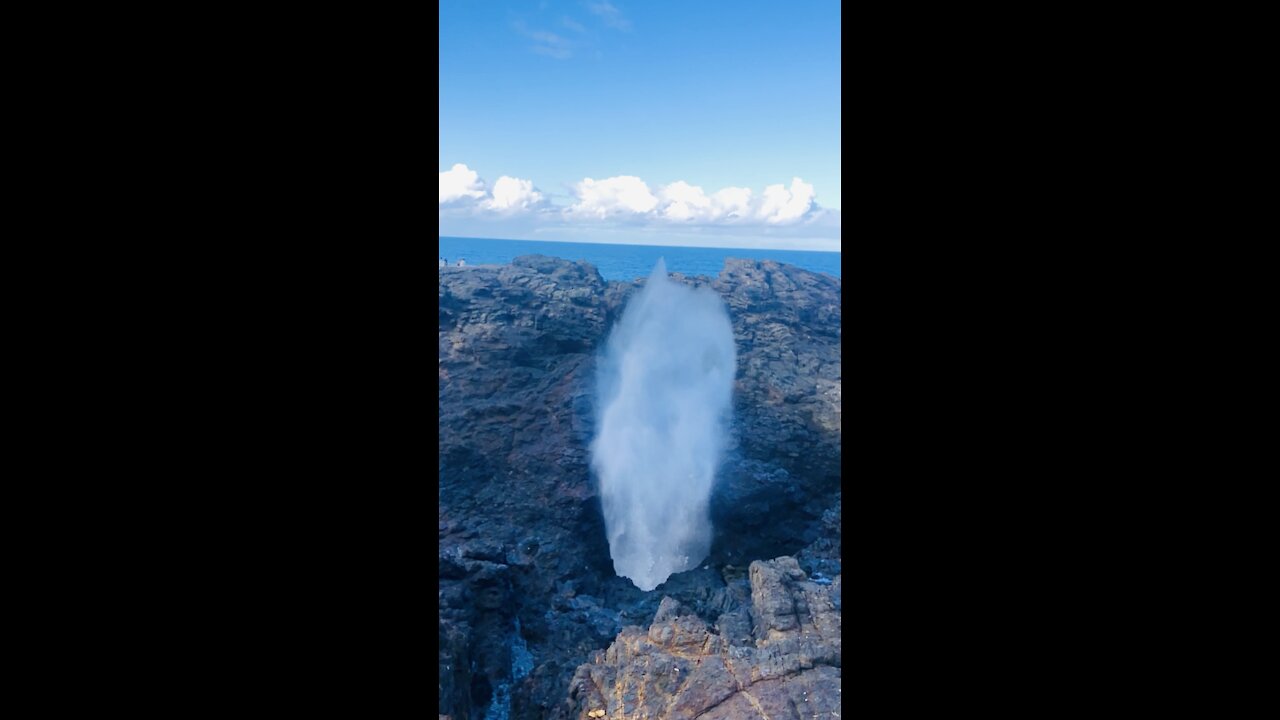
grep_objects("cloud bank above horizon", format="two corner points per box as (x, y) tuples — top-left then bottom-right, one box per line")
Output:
(439, 163), (836, 231)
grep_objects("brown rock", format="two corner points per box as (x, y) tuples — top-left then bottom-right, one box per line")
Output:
(560, 556), (840, 720)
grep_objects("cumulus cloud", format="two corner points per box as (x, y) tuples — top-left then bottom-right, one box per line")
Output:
(567, 176), (659, 218)
(562, 174), (821, 225)
(439, 163), (486, 204)
(756, 177), (816, 224)
(484, 176), (545, 212)
(658, 181), (712, 221)
(711, 187), (754, 220)
(443, 163), (828, 228)
(655, 181), (762, 223)
(439, 165), (547, 216)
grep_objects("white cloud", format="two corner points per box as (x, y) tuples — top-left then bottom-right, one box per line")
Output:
(562, 174), (820, 225)
(531, 38), (571, 59)
(586, 1), (631, 30)
(484, 176), (545, 212)
(443, 164), (829, 230)
(439, 163), (486, 204)
(439, 166), (546, 216)
(711, 187), (754, 220)
(513, 21), (572, 59)
(658, 181), (712, 221)
(567, 176), (659, 218)
(756, 177), (816, 224)
(655, 182), (761, 223)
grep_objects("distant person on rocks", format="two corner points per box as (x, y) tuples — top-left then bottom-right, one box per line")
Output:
(439, 257), (446, 268)
(457, 257), (466, 267)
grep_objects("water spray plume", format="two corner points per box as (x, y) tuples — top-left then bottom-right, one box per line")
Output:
(590, 258), (737, 591)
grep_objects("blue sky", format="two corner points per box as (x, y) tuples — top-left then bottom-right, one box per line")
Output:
(440, 1), (841, 251)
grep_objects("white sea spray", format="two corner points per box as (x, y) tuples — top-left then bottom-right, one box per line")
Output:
(590, 258), (736, 591)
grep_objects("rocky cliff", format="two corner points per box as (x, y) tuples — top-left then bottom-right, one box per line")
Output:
(439, 255), (841, 720)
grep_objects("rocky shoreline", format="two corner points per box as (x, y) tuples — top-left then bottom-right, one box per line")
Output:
(439, 255), (841, 720)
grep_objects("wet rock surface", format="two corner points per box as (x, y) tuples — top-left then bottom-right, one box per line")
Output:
(439, 256), (840, 720)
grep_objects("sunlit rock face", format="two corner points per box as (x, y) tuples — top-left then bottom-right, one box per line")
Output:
(590, 258), (737, 591)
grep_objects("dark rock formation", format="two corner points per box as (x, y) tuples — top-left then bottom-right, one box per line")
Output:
(439, 255), (840, 720)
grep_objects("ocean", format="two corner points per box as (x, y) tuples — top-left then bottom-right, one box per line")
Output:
(438, 236), (840, 282)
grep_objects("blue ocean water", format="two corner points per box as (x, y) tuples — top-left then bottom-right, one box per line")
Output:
(438, 236), (840, 281)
